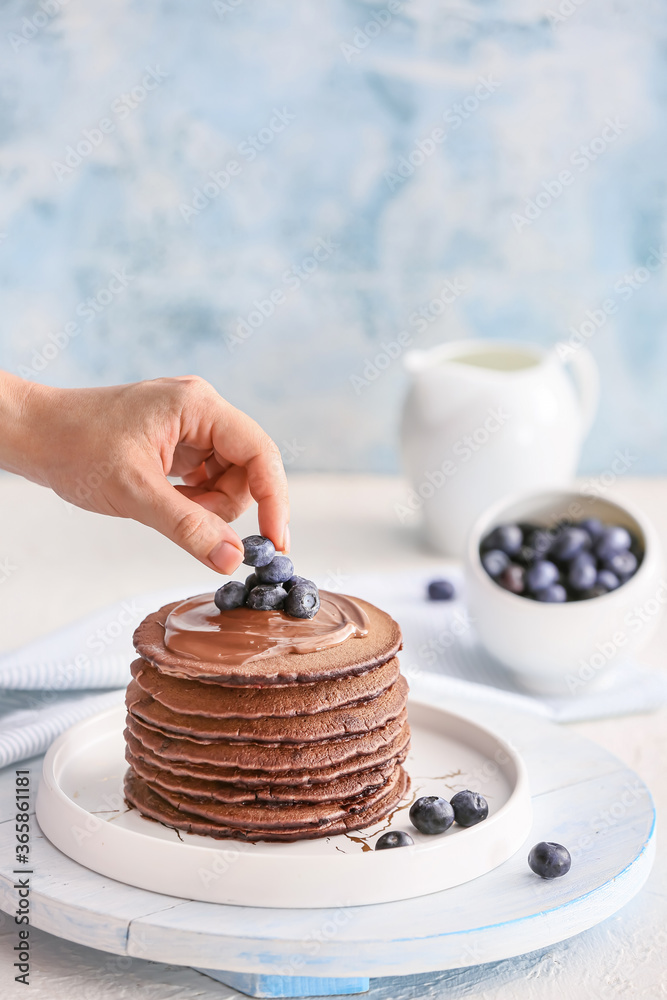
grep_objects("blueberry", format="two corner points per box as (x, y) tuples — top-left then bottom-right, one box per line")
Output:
(482, 550), (509, 578)
(535, 583), (568, 603)
(284, 575), (315, 592)
(498, 564), (525, 595)
(605, 550), (638, 580)
(580, 517), (605, 542)
(550, 527), (591, 563)
(409, 795), (454, 835)
(242, 535), (276, 567)
(284, 582), (320, 619)
(246, 584), (287, 610)
(578, 585), (609, 601)
(568, 553), (597, 591)
(525, 560), (559, 594)
(375, 831), (414, 850)
(245, 572), (258, 590)
(596, 526), (632, 562)
(214, 581), (247, 611)
(256, 555), (295, 584)
(482, 524), (523, 556)
(427, 579), (456, 601)
(526, 529), (553, 558)
(596, 569), (620, 592)
(528, 841), (572, 879)
(515, 546), (538, 568)
(450, 790), (489, 827)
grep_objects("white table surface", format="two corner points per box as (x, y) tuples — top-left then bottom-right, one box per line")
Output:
(1, 473), (666, 999)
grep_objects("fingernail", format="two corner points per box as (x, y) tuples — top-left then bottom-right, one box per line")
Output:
(209, 540), (241, 572)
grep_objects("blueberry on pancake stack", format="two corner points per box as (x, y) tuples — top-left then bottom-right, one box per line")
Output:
(123, 536), (410, 842)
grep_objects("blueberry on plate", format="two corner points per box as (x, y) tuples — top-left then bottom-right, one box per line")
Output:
(242, 535), (276, 567)
(535, 583), (568, 603)
(605, 550), (638, 580)
(528, 841), (572, 879)
(214, 580), (247, 611)
(284, 575), (315, 592)
(256, 554), (295, 584)
(596, 568), (620, 592)
(375, 831), (414, 850)
(427, 579), (456, 601)
(284, 582), (320, 619)
(568, 553), (597, 592)
(596, 526), (632, 561)
(498, 564), (525, 595)
(409, 795), (454, 835)
(482, 524), (523, 556)
(550, 527), (591, 563)
(481, 550), (510, 578)
(450, 790), (488, 827)
(525, 560), (559, 594)
(246, 584), (287, 610)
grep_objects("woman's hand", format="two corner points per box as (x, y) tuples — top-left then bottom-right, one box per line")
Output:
(0, 373), (289, 574)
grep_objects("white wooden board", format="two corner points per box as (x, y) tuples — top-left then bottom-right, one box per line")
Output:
(0, 696), (656, 994)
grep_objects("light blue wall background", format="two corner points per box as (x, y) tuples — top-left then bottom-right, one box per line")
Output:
(1, 0), (666, 473)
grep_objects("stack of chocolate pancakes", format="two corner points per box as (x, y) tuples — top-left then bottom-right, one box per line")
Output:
(123, 590), (411, 841)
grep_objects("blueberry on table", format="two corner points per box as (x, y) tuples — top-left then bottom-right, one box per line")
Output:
(284, 582), (320, 619)
(256, 555), (295, 584)
(214, 581), (247, 611)
(528, 841), (571, 879)
(450, 790), (489, 827)
(242, 535), (276, 567)
(550, 527), (591, 563)
(409, 796), (455, 835)
(525, 560), (559, 594)
(481, 550), (510, 578)
(482, 524), (523, 556)
(535, 583), (568, 603)
(375, 831), (414, 850)
(427, 579), (456, 601)
(568, 553), (597, 592)
(246, 584), (287, 610)
(605, 550), (638, 580)
(498, 564), (526, 595)
(596, 526), (632, 561)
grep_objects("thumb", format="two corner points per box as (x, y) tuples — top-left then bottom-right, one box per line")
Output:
(132, 474), (244, 573)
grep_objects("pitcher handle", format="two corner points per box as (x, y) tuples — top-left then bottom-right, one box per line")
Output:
(560, 343), (600, 438)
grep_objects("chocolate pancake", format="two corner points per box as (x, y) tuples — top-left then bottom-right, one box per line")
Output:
(125, 746), (398, 803)
(126, 708), (408, 772)
(133, 594), (402, 685)
(124, 724), (410, 786)
(123, 767), (410, 842)
(125, 675), (408, 743)
(130, 656), (401, 717)
(130, 761), (403, 830)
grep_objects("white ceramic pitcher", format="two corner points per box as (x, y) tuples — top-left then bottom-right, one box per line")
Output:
(399, 340), (599, 557)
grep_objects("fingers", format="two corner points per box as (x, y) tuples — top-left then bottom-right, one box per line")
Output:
(175, 464), (252, 523)
(131, 472), (244, 574)
(209, 402), (290, 552)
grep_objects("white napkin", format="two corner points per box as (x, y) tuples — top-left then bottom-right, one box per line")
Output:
(1, 571), (666, 768)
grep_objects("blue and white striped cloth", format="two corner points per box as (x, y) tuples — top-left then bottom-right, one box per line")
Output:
(0, 582), (211, 768)
(2, 571), (667, 769)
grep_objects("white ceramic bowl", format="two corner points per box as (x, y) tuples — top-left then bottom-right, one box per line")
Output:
(464, 489), (666, 696)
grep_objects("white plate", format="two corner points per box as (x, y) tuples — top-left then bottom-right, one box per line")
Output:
(35, 700), (532, 908)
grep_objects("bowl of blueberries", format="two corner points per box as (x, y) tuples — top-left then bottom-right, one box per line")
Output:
(464, 488), (665, 695)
